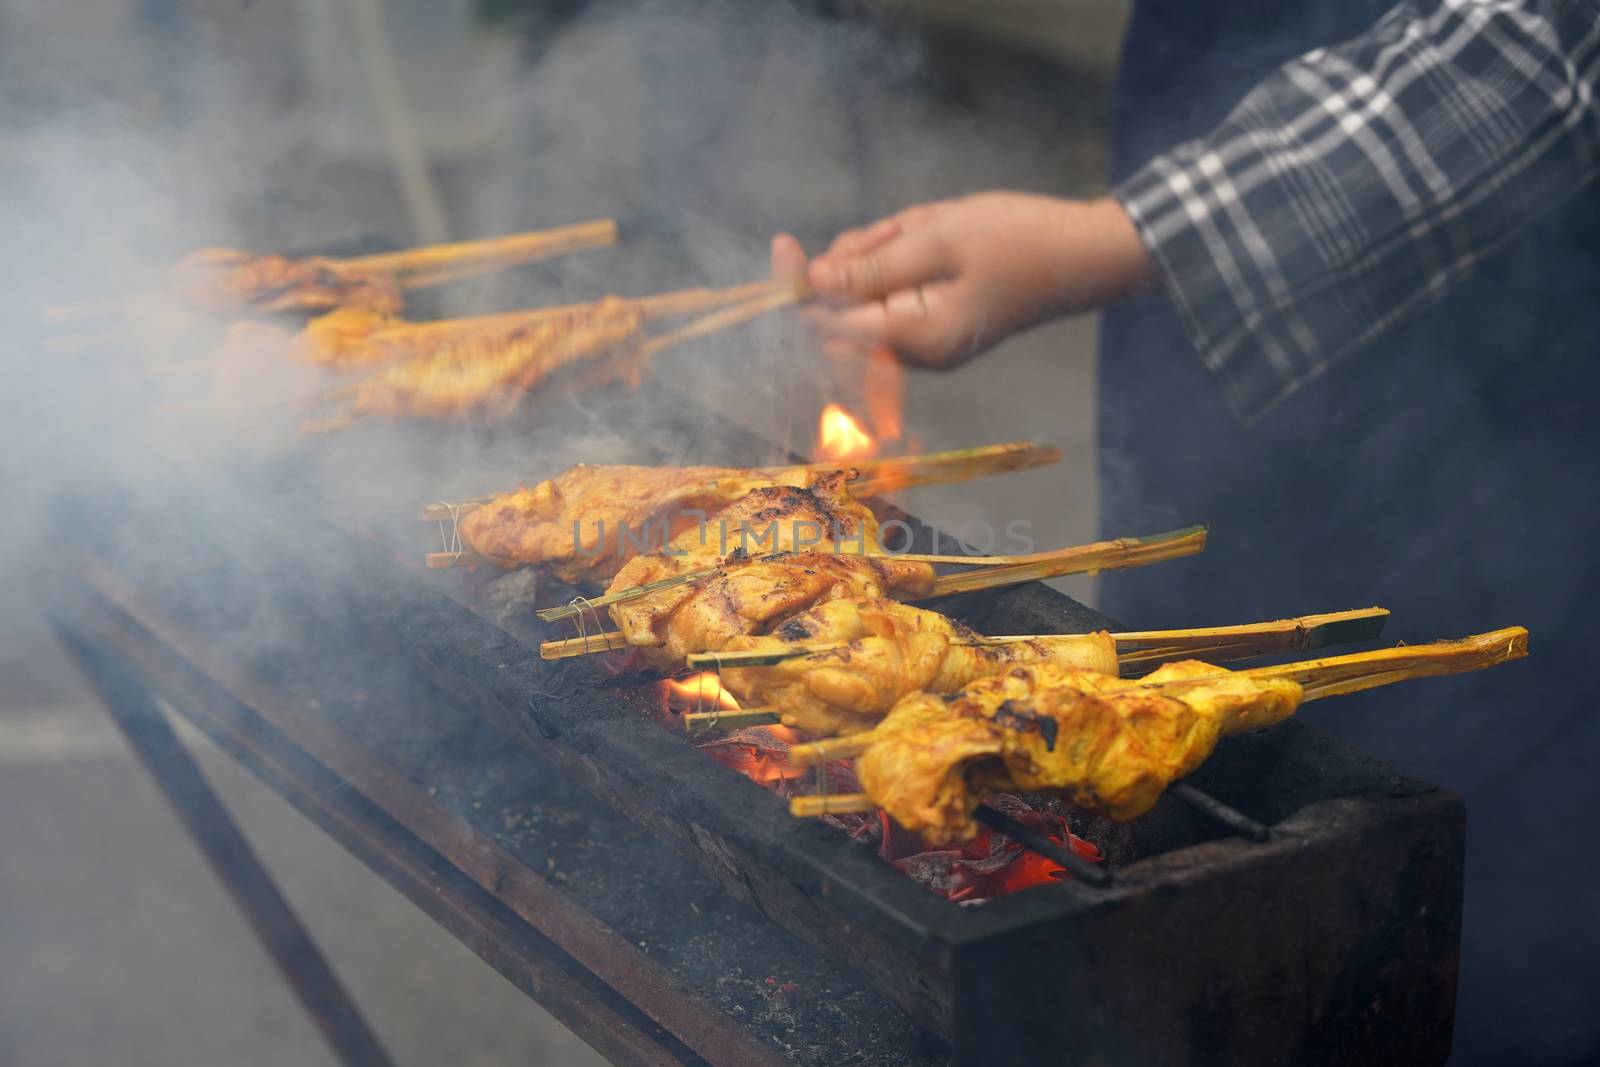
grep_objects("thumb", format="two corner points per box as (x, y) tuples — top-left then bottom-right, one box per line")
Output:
(809, 225), (947, 303)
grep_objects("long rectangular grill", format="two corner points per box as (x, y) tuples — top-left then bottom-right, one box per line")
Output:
(45, 380), (1465, 1065)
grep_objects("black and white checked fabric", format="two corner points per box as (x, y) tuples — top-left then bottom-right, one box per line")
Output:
(1114, 0), (1600, 416)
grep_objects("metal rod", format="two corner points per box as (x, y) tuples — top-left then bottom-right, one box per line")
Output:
(1170, 784), (1271, 842)
(974, 806), (1112, 889)
(53, 629), (397, 1067)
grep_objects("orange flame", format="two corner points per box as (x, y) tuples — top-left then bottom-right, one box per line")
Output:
(814, 403), (876, 462)
(660, 671), (741, 713)
(864, 345), (904, 445)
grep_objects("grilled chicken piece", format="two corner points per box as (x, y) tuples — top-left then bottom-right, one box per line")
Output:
(296, 306), (402, 368)
(616, 554), (938, 671)
(855, 661), (1303, 842)
(460, 462), (836, 584)
(607, 471), (881, 592)
(719, 599), (1119, 737)
(604, 473), (912, 668)
(350, 297), (644, 419)
(174, 247), (405, 316)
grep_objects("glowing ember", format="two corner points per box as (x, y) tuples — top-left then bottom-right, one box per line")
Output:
(814, 403), (876, 462)
(877, 804), (1102, 901)
(698, 724), (809, 784)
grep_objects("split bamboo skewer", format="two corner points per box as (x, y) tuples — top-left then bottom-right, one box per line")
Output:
(787, 626), (1529, 769)
(924, 524), (1208, 597)
(370, 279), (786, 351)
(42, 220), (618, 326)
(790, 794), (879, 816)
(682, 607), (1390, 670)
(842, 442), (1062, 496)
(333, 218), (618, 279)
(637, 287), (803, 358)
(535, 526), (1209, 660)
(542, 630), (632, 657)
(684, 709), (784, 733)
(682, 608), (1390, 733)
(531, 565), (727, 616)
(419, 440), (1062, 528)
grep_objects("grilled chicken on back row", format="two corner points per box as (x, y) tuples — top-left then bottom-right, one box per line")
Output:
(174, 247), (405, 316)
(719, 599), (1119, 737)
(460, 461), (838, 585)
(349, 297), (645, 421)
(855, 661), (1303, 842)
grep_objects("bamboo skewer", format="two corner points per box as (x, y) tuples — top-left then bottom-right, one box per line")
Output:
(637, 287), (803, 358)
(424, 550), (494, 569)
(683, 709), (784, 733)
(787, 627), (1529, 768)
(789, 794), (880, 817)
(681, 607), (1391, 670)
(334, 218), (618, 279)
(531, 530), (1096, 624)
(542, 631), (632, 657)
(535, 526), (1208, 660)
(927, 525), (1207, 596)
(682, 608), (1391, 733)
(419, 440), (1062, 528)
(835, 442), (1064, 495)
(370, 279), (787, 351)
(42, 220), (618, 329)
(534, 566), (727, 620)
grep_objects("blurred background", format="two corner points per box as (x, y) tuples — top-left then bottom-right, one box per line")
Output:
(0, 2), (1129, 1063)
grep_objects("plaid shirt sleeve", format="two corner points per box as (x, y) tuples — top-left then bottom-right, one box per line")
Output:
(1113, 0), (1600, 417)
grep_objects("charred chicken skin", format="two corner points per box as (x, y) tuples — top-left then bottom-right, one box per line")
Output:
(607, 471), (883, 590)
(350, 297), (644, 420)
(855, 661), (1303, 842)
(615, 554), (938, 671)
(719, 599), (1119, 737)
(174, 247), (405, 316)
(459, 461), (841, 585)
(603, 473), (925, 669)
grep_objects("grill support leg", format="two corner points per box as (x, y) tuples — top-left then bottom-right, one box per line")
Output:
(53, 629), (396, 1067)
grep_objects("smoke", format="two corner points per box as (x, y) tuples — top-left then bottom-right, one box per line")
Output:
(1, 0), (1114, 605)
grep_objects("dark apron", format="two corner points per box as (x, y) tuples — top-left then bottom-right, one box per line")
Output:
(1100, 3), (1600, 1063)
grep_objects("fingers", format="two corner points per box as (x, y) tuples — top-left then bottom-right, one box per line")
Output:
(805, 281), (960, 366)
(769, 233), (809, 287)
(809, 204), (952, 303)
(826, 218), (900, 260)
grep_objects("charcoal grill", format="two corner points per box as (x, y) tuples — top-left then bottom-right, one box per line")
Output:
(41, 379), (1464, 1066)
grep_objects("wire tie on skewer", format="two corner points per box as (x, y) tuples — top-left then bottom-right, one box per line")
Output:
(569, 594), (603, 655)
(704, 650), (728, 727)
(433, 501), (464, 562)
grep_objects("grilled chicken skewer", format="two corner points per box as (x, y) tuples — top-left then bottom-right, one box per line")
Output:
(539, 475), (1205, 668)
(700, 602), (1388, 738)
(325, 296), (649, 423)
(308, 286), (799, 431)
(44, 220), (619, 326)
(428, 442), (1060, 583)
(789, 627), (1528, 842)
(298, 280), (784, 371)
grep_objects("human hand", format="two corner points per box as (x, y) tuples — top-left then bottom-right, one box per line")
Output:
(772, 193), (1153, 368)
